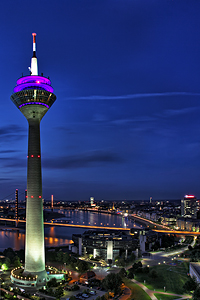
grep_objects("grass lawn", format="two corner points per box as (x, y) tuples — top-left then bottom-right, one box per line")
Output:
(123, 278), (151, 300)
(134, 261), (189, 294)
(154, 295), (180, 300)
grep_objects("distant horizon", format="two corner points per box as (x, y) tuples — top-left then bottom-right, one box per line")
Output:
(1, 197), (183, 203)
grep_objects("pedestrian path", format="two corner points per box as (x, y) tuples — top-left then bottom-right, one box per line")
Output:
(131, 279), (191, 300)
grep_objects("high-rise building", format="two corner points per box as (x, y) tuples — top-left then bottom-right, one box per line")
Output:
(181, 194), (197, 219)
(10, 33), (56, 285)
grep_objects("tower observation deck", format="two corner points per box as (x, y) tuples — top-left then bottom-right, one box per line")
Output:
(10, 33), (56, 286)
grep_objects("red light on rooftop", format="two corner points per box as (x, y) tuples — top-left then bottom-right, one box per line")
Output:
(185, 195), (195, 198)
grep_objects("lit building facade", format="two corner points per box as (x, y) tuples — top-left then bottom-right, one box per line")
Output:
(181, 194), (197, 219)
(72, 230), (138, 262)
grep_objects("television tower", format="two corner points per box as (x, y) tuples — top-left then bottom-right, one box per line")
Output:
(10, 33), (56, 284)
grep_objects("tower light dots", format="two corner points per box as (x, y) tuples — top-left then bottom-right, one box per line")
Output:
(10, 33), (56, 285)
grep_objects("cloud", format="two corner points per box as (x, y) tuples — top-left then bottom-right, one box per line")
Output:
(68, 92), (200, 101)
(43, 150), (124, 169)
(0, 157), (26, 169)
(0, 125), (24, 135)
(0, 150), (20, 154)
(162, 106), (200, 117)
(111, 116), (156, 125)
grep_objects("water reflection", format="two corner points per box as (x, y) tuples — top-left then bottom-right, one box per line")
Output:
(0, 210), (140, 251)
(0, 229), (72, 251)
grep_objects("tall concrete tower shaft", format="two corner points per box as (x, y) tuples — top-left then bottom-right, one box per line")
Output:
(10, 33), (56, 283)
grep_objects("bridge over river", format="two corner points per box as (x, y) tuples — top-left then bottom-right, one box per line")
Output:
(0, 217), (200, 236)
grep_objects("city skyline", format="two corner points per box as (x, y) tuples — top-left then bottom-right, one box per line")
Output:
(1, 1), (200, 201)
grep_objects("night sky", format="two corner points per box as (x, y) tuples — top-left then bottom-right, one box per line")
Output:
(1, 0), (200, 201)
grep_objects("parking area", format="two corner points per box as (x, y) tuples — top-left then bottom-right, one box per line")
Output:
(61, 285), (106, 300)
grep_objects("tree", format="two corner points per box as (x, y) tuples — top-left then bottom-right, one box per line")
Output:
(3, 248), (16, 261)
(13, 256), (21, 267)
(56, 251), (64, 262)
(4, 257), (11, 268)
(63, 252), (71, 264)
(47, 277), (58, 288)
(71, 284), (79, 291)
(183, 276), (197, 292)
(115, 258), (126, 267)
(127, 268), (134, 279)
(76, 260), (89, 273)
(54, 286), (64, 299)
(118, 268), (127, 278)
(102, 273), (122, 295)
(193, 287), (200, 300)
(135, 267), (143, 274)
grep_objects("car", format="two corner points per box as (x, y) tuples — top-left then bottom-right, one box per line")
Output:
(82, 294), (89, 298)
(89, 291), (96, 295)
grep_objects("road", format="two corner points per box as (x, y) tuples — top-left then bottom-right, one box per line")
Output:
(142, 236), (196, 267)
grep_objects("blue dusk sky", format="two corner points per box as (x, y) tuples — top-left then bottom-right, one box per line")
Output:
(0, 0), (200, 201)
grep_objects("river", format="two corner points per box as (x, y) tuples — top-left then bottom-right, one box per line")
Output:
(0, 210), (141, 251)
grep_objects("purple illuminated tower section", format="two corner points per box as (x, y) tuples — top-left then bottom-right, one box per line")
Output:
(10, 33), (56, 284)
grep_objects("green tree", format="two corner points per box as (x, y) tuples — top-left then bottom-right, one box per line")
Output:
(63, 252), (71, 264)
(54, 286), (64, 299)
(118, 268), (127, 278)
(193, 287), (200, 300)
(56, 251), (64, 262)
(71, 284), (79, 291)
(13, 256), (21, 267)
(4, 257), (11, 268)
(127, 268), (134, 279)
(3, 248), (16, 261)
(47, 277), (58, 288)
(102, 273), (122, 295)
(183, 276), (197, 292)
(116, 258), (126, 267)
(76, 260), (89, 273)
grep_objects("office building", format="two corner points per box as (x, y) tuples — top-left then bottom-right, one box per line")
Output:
(181, 194), (197, 219)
